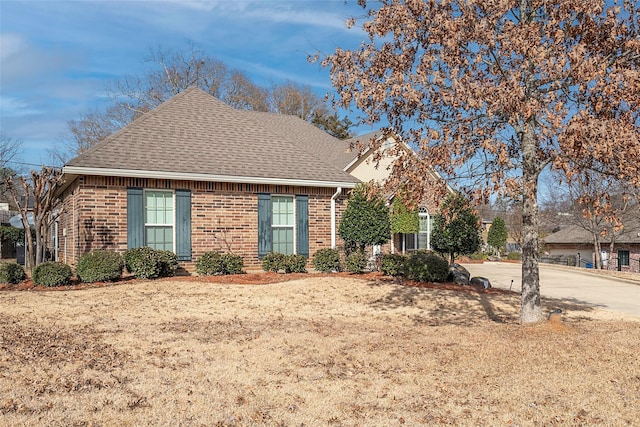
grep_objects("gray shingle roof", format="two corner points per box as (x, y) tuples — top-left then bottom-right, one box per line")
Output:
(66, 88), (360, 186)
(544, 220), (640, 245)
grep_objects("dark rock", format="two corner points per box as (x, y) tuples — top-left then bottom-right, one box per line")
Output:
(470, 276), (491, 289)
(449, 263), (470, 285)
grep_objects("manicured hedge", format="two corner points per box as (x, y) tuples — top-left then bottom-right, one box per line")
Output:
(381, 254), (406, 277)
(404, 251), (449, 282)
(33, 262), (72, 287)
(76, 250), (123, 283)
(196, 251), (244, 275)
(0, 262), (26, 284)
(312, 248), (342, 272)
(345, 251), (368, 274)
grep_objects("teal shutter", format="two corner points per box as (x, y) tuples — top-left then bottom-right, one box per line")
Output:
(296, 195), (309, 257)
(258, 193), (272, 258)
(175, 189), (192, 261)
(127, 187), (144, 249)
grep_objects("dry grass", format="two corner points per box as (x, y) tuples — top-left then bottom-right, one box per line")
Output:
(1, 275), (639, 426)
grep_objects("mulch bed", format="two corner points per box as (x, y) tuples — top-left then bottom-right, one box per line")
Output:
(0, 270), (514, 296)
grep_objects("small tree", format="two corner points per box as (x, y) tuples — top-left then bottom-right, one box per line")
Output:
(431, 193), (481, 265)
(5, 167), (64, 271)
(487, 217), (508, 256)
(339, 184), (390, 253)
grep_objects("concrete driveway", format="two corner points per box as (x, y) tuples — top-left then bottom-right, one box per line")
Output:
(461, 262), (640, 317)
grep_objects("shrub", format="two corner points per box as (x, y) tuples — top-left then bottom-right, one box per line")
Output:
(196, 251), (244, 275)
(469, 252), (488, 261)
(221, 253), (244, 275)
(123, 247), (161, 279)
(262, 252), (286, 272)
(284, 254), (307, 273)
(345, 250), (368, 274)
(381, 254), (406, 277)
(196, 251), (225, 275)
(404, 251), (449, 282)
(0, 262), (26, 284)
(32, 262), (72, 287)
(312, 248), (342, 272)
(507, 251), (522, 260)
(157, 250), (179, 277)
(76, 250), (123, 283)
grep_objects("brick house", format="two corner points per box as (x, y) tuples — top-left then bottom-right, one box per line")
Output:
(543, 221), (640, 272)
(57, 87), (442, 272)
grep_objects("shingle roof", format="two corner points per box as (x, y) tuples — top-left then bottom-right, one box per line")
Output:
(242, 110), (356, 170)
(65, 88), (360, 186)
(544, 220), (640, 245)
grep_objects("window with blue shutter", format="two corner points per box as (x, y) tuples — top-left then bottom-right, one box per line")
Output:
(126, 187), (191, 261)
(258, 193), (309, 257)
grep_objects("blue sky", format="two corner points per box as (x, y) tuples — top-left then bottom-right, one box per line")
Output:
(1, 0), (368, 169)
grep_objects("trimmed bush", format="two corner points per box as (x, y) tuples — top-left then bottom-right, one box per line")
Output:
(507, 251), (522, 260)
(284, 254), (307, 273)
(196, 251), (225, 275)
(381, 253), (406, 277)
(32, 262), (72, 287)
(196, 251), (244, 275)
(123, 247), (161, 279)
(0, 262), (26, 284)
(221, 253), (244, 275)
(469, 252), (488, 261)
(345, 251), (368, 274)
(262, 252), (286, 272)
(312, 248), (342, 272)
(404, 251), (449, 282)
(76, 250), (124, 283)
(157, 250), (179, 277)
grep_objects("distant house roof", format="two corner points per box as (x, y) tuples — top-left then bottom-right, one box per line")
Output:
(64, 87), (359, 188)
(544, 220), (640, 245)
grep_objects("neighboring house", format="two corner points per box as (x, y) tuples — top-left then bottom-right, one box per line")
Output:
(57, 87), (443, 271)
(543, 221), (640, 272)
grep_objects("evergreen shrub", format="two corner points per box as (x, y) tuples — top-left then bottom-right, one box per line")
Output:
(76, 250), (123, 283)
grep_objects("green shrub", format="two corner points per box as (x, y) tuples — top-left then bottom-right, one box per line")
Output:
(312, 248), (342, 272)
(221, 253), (244, 275)
(0, 262), (26, 284)
(345, 251), (368, 274)
(404, 251), (449, 282)
(507, 251), (522, 260)
(76, 250), (123, 283)
(157, 250), (179, 277)
(196, 251), (244, 275)
(32, 262), (72, 287)
(284, 254), (307, 273)
(381, 254), (406, 277)
(123, 247), (161, 279)
(469, 252), (488, 261)
(262, 252), (286, 272)
(196, 251), (225, 275)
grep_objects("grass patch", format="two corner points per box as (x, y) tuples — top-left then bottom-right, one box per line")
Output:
(1, 276), (639, 425)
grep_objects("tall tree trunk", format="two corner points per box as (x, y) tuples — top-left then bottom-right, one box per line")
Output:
(591, 230), (603, 269)
(520, 121), (545, 324)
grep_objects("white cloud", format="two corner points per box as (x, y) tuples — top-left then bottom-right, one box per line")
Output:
(0, 96), (42, 118)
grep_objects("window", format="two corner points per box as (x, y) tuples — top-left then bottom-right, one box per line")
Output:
(258, 193), (308, 258)
(144, 190), (174, 251)
(404, 207), (432, 252)
(127, 187), (191, 260)
(271, 196), (294, 255)
(619, 250), (630, 267)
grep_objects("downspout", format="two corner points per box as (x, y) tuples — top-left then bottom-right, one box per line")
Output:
(331, 187), (342, 248)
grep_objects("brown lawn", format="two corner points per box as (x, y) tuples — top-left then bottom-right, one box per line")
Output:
(1, 273), (639, 426)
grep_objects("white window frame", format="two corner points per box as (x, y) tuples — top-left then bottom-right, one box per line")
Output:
(404, 207), (431, 252)
(271, 195), (296, 255)
(143, 189), (176, 252)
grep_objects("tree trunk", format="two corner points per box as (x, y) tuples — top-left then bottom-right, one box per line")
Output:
(592, 230), (603, 269)
(450, 252), (455, 266)
(520, 121), (545, 324)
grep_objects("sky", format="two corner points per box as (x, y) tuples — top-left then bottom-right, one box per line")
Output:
(0, 0), (369, 169)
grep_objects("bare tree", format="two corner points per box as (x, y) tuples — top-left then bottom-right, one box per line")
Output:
(0, 133), (21, 170)
(5, 167), (64, 270)
(321, 0), (640, 323)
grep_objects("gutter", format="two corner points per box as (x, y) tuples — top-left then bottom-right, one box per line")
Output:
(331, 187), (342, 248)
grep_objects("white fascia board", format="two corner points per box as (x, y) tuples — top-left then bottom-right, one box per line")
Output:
(62, 166), (358, 189)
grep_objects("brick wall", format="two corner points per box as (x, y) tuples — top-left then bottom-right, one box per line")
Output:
(58, 175), (348, 272)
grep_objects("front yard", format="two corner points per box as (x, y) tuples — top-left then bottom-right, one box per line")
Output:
(1, 275), (639, 425)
